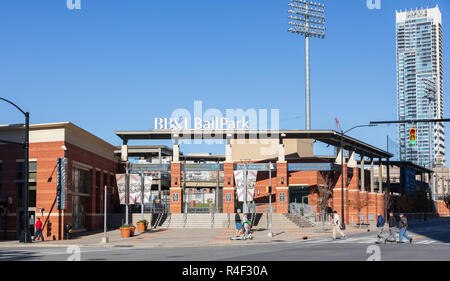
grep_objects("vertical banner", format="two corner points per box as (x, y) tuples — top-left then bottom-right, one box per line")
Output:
(143, 176), (153, 204)
(234, 170), (244, 202)
(246, 170), (257, 201)
(116, 174), (126, 205)
(129, 174), (141, 205)
(56, 157), (67, 210)
(235, 170), (257, 202)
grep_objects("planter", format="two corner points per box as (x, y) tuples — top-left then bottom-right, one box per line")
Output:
(137, 222), (146, 232)
(120, 227), (131, 238)
(130, 225), (136, 236)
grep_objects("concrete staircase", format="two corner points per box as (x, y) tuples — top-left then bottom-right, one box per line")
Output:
(285, 214), (315, 228)
(159, 213), (232, 229)
(255, 213), (300, 230)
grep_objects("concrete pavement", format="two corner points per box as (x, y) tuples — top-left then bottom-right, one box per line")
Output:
(0, 217), (447, 251)
(0, 225), (371, 249)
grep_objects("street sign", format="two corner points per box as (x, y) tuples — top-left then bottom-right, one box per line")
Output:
(130, 163), (170, 173)
(183, 163), (223, 171)
(234, 163), (275, 171)
(288, 163), (339, 172)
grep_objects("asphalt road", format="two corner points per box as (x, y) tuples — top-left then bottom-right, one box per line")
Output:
(1, 219), (449, 261)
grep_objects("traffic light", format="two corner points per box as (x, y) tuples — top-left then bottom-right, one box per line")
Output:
(266, 185), (272, 193)
(409, 128), (417, 146)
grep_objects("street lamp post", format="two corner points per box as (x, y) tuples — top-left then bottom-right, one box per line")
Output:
(101, 185), (110, 243)
(268, 162), (273, 238)
(0, 98), (30, 243)
(339, 124), (377, 230)
(288, 0), (326, 130)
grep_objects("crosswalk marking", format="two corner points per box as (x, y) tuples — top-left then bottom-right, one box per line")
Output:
(415, 240), (436, 244)
(300, 236), (446, 245)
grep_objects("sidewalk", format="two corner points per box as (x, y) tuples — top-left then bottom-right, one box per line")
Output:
(0, 225), (373, 249)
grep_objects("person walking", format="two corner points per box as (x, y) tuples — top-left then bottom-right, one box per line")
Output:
(234, 209), (243, 237)
(398, 213), (412, 244)
(376, 211), (385, 240)
(242, 213), (251, 238)
(332, 211), (346, 241)
(33, 217), (44, 242)
(387, 212), (397, 243)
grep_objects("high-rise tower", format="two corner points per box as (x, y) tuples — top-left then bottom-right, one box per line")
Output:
(396, 6), (445, 168)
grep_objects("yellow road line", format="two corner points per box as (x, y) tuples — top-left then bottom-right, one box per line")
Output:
(412, 229), (450, 240)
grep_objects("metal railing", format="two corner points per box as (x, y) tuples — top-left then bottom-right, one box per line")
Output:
(226, 207), (230, 228)
(183, 212), (187, 228)
(289, 203), (316, 216)
(210, 207), (215, 229)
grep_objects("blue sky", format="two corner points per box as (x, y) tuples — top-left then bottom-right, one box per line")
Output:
(0, 0), (448, 162)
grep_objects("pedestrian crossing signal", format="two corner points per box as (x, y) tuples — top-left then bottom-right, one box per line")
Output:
(409, 128), (417, 146)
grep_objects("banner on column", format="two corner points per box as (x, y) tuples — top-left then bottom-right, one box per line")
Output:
(234, 170), (257, 202)
(129, 174), (141, 204)
(116, 174), (127, 205)
(143, 176), (153, 204)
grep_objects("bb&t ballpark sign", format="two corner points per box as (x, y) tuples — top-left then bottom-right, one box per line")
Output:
(154, 117), (250, 130)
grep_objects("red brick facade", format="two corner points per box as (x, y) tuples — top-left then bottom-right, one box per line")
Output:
(170, 162), (182, 214)
(0, 131), (118, 240)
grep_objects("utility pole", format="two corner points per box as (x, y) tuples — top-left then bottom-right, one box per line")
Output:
(101, 185), (109, 243)
(141, 170), (145, 221)
(125, 162), (130, 225)
(268, 162), (273, 238)
(243, 163), (248, 214)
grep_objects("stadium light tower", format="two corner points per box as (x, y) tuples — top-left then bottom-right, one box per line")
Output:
(288, 0), (326, 130)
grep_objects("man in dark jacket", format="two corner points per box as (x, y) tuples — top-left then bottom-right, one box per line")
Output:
(376, 212), (385, 240)
(398, 213), (412, 244)
(387, 212), (397, 242)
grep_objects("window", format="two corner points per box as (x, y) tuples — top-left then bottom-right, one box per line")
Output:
(72, 166), (91, 194)
(103, 172), (108, 189)
(17, 162), (24, 181)
(16, 161), (37, 208)
(29, 162), (37, 181)
(95, 171), (101, 213)
(28, 182), (36, 207)
(279, 192), (286, 202)
(72, 195), (88, 230)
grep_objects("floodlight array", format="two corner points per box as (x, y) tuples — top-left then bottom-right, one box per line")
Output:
(287, 0), (326, 38)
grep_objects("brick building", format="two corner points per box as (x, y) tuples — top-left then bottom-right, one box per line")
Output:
(0, 122), (119, 240)
(116, 130), (422, 224)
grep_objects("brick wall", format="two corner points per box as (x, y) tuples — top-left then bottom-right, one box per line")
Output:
(0, 141), (118, 241)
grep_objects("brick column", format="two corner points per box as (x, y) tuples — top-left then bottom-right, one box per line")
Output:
(170, 162), (182, 214)
(276, 162), (289, 214)
(376, 193), (385, 217)
(333, 163), (349, 224)
(348, 167), (360, 224)
(368, 192), (378, 223)
(222, 162), (235, 213)
(360, 191), (369, 223)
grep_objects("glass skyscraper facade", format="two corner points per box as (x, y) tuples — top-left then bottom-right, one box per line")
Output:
(396, 6), (445, 168)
